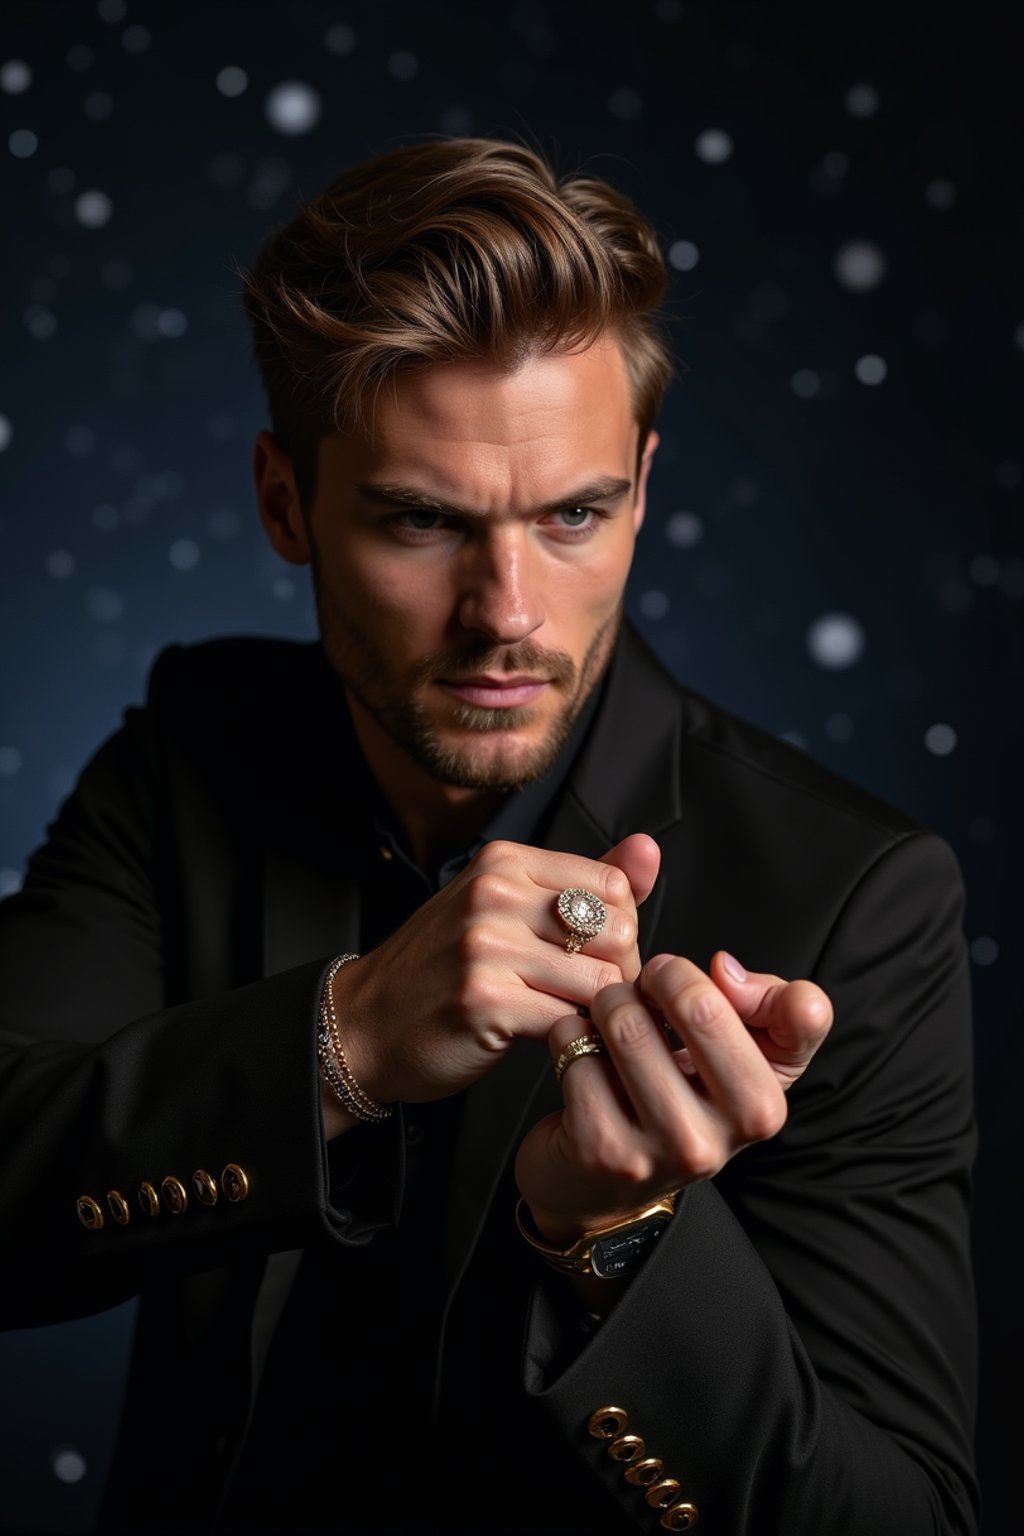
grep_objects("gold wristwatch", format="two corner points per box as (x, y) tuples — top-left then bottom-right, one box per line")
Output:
(515, 1193), (678, 1279)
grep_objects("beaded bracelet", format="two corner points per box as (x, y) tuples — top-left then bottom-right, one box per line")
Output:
(316, 953), (393, 1123)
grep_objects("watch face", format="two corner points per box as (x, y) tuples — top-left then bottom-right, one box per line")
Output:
(591, 1216), (670, 1279)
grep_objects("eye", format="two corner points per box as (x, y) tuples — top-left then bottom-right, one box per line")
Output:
(400, 508), (445, 531)
(557, 507), (592, 528)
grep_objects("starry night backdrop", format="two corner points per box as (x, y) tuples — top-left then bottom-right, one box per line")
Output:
(1, 2), (1020, 1531)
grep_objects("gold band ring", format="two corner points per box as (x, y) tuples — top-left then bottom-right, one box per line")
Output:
(554, 1033), (605, 1082)
(556, 887), (607, 956)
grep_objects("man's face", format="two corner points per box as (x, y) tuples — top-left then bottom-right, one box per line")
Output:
(269, 334), (656, 794)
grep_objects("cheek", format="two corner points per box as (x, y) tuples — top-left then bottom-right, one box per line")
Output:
(337, 553), (452, 637)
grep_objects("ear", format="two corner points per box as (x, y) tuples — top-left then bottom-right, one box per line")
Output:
(632, 429), (659, 535)
(253, 429), (311, 566)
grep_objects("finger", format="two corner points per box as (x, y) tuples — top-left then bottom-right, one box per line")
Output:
(599, 833), (662, 908)
(546, 1005), (638, 1128)
(480, 840), (639, 914)
(707, 951), (833, 1075)
(639, 956), (787, 1138)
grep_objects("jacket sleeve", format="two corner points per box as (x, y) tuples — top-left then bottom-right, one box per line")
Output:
(0, 700), (394, 1331)
(522, 831), (979, 1535)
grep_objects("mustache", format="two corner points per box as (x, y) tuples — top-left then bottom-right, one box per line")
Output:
(409, 642), (577, 688)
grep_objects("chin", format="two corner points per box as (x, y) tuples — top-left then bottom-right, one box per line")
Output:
(415, 728), (562, 791)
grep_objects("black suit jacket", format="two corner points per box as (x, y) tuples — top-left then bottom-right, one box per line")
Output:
(0, 625), (978, 1535)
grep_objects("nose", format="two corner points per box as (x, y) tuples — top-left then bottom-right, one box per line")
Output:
(456, 528), (544, 644)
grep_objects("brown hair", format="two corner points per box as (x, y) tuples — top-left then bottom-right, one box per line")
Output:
(239, 138), (672, 511)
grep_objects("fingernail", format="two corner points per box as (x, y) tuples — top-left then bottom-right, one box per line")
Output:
(643, 954), (673, 978)
(722, 951), (747, 982)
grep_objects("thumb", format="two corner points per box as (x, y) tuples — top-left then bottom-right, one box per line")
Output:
(600, 833), (661, 907)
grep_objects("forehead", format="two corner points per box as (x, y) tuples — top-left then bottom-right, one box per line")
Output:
(318, 335), (638, 506)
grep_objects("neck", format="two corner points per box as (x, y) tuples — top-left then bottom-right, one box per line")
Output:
(346, 694), (505, 871)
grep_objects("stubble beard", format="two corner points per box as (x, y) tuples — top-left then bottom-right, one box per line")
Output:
(310, 561), (621, 791)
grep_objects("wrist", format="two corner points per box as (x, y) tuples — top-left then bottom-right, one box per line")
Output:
(317, 954), (393, 1124)
(516, 1193), (679, 1280)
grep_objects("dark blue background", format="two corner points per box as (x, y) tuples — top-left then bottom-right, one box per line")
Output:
(2, 3), (1020, 1531)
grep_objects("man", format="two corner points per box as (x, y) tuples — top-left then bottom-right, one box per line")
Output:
(0, 140), (977, 1534)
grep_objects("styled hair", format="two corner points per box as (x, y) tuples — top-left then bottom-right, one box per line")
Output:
(239, 138), (673, 511)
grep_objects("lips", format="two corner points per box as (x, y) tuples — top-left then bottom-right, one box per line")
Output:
(438, 675), (550, 708)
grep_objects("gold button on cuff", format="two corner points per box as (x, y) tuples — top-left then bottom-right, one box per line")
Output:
(76, 1195), (104, 1230)
(192, 1169), (218, 1206)
(646, 1480), (682, 1510)
(106, 1190), (130, 1226)
(608, 1434), (645, 1465)
(221, 1163), (249, 1203)
(138, 1181), (160, 1217)
(587, 1406), (628, 1440)
(661, 1502), (699, 1531)
(161, 1176), (189, 1215)
(625, 1458), (664, 1488)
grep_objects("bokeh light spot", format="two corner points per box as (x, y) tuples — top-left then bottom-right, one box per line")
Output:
(924, 722), (957, 756)
(639, 590), (670, 620)
(854, 353), (887, 385)
(695, 127), (732, 164)
(666, 511), (703, 548)
(169, 539), (200, 571)
(75, 189), (113, 228)
(844, 82), (879, 117)
(265, 81), (321, 135)
(46, 550), (76, 579)
(1, 59), (32, 94)
(9, 128), (38, 158)
(325, 24), (357, 55)
(791, 369), (821, 399)
(389, 51), (419, 80)
(834, 240), (886, 293)
(668, 240), (700, 272)
(806, 613), (865, 669)
(216, 66), (248, 97)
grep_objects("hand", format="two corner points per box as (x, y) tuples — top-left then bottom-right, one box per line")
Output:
(515, 950), (833, 1245)
(326, 834), (662, 1111)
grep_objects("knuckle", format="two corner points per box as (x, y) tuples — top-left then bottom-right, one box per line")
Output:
(741, 1092), (788, 1144)
(455, 962), (500, 1015)
(477, 839), (515, 868)
(578, 1126), (624, 1177)
(464, 871), (506, 911)
(604, 1001), (655, 1055)
(457, 921), (499, 964)
(609, 911), (637, 949)
(680, 982), (728, 1032)
(618, 1150), (653, 1185)
(674, 1132), (720, 1183)
(601, 867), (632, 907)
(590, 961), (625, 995)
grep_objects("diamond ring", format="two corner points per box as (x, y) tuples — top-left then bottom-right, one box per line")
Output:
(556, 887), (607, 955)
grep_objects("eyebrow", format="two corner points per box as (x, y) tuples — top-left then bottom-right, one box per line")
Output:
(355, 476), (633, 517)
